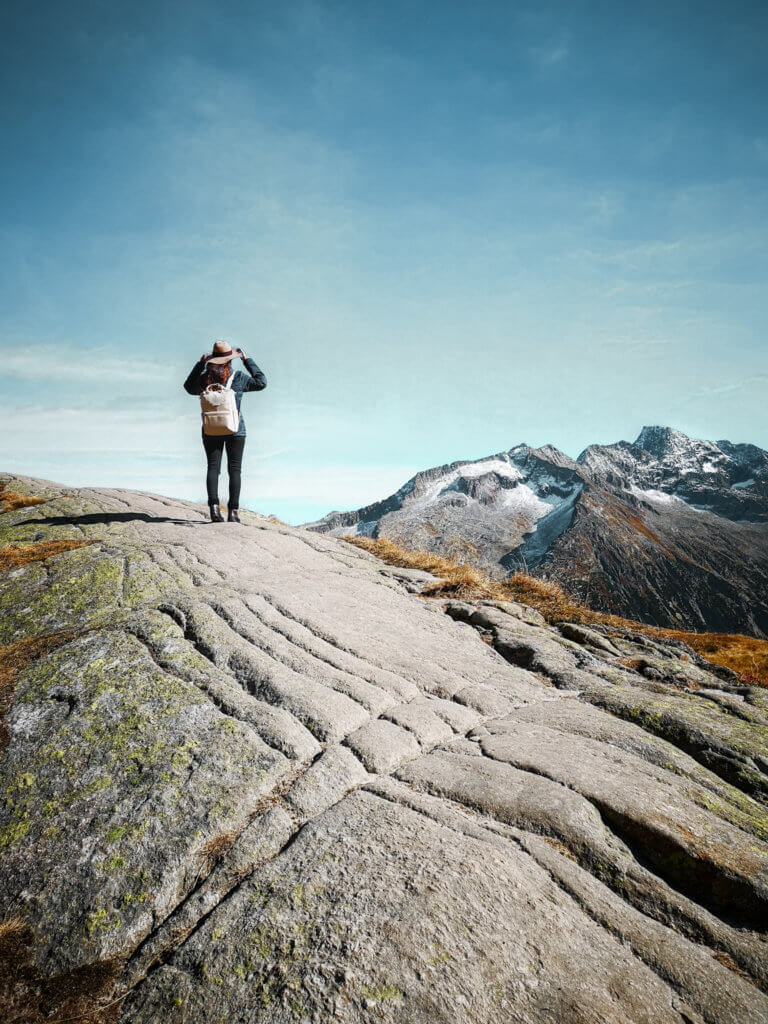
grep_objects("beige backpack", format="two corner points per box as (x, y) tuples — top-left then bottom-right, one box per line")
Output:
(200, 375), (239, 435)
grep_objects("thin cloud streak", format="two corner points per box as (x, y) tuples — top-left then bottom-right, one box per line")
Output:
(0, 345), (152, 381)
(682, 375), (768, 402)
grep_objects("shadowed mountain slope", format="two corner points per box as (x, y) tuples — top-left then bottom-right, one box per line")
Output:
(308, 427), (768, 637)
(2, 474), (768, 1023)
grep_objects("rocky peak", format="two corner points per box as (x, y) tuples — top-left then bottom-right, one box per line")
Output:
(634, 424), (707, 461)
(577, 426), (768, 522)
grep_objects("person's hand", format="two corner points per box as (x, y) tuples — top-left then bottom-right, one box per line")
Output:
(237, 348), (247, 359)
(201, 353), (209, 363)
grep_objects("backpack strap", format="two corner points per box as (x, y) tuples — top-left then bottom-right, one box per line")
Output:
(224, 374), (235, 390)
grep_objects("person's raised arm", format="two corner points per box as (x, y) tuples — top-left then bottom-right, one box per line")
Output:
(183, 355), (208, 395)
(237, 349), (267, 391)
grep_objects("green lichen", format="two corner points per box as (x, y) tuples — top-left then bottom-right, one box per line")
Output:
(0, 816), (30, 849)
(102, 855), (126, 872)
(85, 907), (120, 935)
(692, 789), (768, 842)
(490, 983), (507, 1008)
(218, 879), (331, 1014)
(0, 549), (124, 643)
(361, 983), (404, 1004)
(119, 890), (148, 910)
(0, 625), (210, 852)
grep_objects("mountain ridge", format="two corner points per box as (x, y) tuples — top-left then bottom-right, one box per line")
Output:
(307, 426), (768, 636)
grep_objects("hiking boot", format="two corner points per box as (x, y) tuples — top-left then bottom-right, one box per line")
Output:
(209, 503), (224, 523)
(228, 507), (241, 523)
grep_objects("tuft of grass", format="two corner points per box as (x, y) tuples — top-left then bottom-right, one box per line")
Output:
(344, 536), (510, 601)
(202, 829), (238, 873)
(0, 916), (30, 965)
(342, 535), (768, 687)
(658, 630), (768, 689)
(0, 491), (47, 514)
(0, 540), (91, 573)
(0, 914), (122, 1023)
(712, 949), (754, 982)
(504, 571), (588, 623)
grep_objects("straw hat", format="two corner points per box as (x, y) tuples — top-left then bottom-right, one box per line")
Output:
(205, 341), (241, 365)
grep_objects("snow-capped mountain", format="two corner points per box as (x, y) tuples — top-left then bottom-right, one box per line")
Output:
(581, 426), (768, 521)
(306, 427), (768, 637)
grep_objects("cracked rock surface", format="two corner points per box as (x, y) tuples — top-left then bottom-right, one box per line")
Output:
(2, 474), (768, 1023)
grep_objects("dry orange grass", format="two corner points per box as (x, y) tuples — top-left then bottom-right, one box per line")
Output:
(658, 630), (768, 688)
(0, 491), (47, 514)
(343, 535), (768, 687)
(504, 571), (591, 623)
(0, 910), (121, 1023)
(201, 830), (238, 872)
(0, 540), (90, 572)
(0, 916), (29, 960)
(345, 535), (510, 601)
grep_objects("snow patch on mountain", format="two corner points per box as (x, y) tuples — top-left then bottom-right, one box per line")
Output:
(508, 484), (583, 567)
(631, 486), (686, 506)
(631, 484), (711, 507)
(419, 459), (524, 505)
(499, 483), (551, 518)
(452, 458), (522, 481)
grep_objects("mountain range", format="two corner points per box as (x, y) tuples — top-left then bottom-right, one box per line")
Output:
(307, 426), (768, 637)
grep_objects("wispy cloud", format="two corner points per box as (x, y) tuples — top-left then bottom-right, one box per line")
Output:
(0, 405), (189, 454)
(0, 344), (152, 382)
(682, 375), (768, 402)
(572, 240), (683, 271)
(530, 39), (569, 69)
(587, 192), (624, 227)
(597, 337), (679, 352)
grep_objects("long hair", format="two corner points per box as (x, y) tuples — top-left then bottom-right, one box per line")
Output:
(206, 361), (232, 388)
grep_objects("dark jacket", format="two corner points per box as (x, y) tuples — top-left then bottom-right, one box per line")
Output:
(183, 357), (267, 438)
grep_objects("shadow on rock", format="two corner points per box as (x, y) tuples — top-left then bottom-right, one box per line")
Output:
(23, 513), (202, 526)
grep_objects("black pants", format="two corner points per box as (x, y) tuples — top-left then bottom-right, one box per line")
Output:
(203, 434), (245, 508)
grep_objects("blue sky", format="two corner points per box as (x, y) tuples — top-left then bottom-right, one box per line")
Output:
(1, 0), (766, 522)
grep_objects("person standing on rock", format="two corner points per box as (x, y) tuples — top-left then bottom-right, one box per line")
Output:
(183, 341), (267, 523)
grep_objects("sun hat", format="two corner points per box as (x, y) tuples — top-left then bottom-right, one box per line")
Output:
(205, 341), (240, 365)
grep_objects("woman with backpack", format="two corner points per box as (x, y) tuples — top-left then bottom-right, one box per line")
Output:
(183, 341), (267, 522)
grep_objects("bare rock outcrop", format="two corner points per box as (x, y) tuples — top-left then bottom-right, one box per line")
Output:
(2, 474), (768, 1023)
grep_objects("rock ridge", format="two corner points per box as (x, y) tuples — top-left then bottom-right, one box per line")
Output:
(1, 474), (768, 1022)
